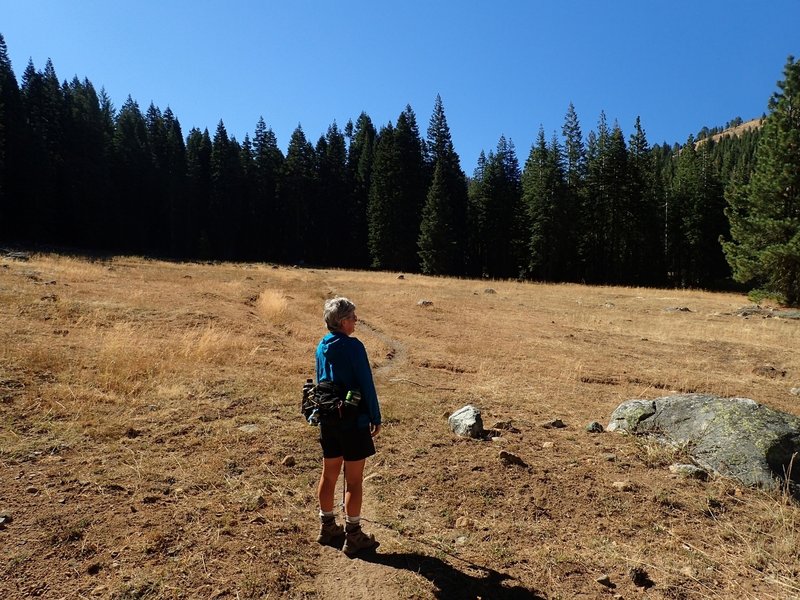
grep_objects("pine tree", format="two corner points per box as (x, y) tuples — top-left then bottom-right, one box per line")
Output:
(472, 136), (523, 278)
(252, 117), (283, 261)
(522, 128), (567, 280)
(314, 122), (348, 266)
(393, 106), (427, 270)
(367, 123), (401, 269)
(62, 77), (111, 249)
(418, 95), (468, 274)
(279, 125), (317, 264)
(345, 112), (376, 268)
(112, 95), (151, 252)
(210, 120), (244, 259)
(669, 134), (727, 286)
(162, 107), (187, 257)
(0, 34), (28, 242)
(185, 127), (213, 257)
(722, 56), (800, 305)
(21, 58), (67, 244)
(368, 107), (427, 272)
(581, 112), (612, 282)
(627, 117), (665, 284)
(559, 103), (586, 280)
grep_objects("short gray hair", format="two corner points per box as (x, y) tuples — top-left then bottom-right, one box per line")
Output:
(323, 297), (356, 332)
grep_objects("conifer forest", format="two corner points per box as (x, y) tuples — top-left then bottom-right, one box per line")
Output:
(1, 34), (798, 302)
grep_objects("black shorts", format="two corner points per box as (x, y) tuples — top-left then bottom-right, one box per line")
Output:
(319, 418), (375, 461)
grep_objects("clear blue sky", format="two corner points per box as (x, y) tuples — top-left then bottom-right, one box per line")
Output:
(3, 1), (798, 174)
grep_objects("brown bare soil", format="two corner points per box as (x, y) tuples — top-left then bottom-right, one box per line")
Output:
(1, 254), (799, 599)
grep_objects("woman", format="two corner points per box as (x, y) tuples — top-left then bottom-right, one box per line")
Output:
(315, 297), (381, 555)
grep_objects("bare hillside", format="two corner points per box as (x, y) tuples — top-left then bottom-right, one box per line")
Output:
(1, 254), (799, 599)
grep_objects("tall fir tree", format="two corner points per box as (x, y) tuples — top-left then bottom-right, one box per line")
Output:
(367, 123), (401, 269)
(0, 33), (28, 242)
(581, 111), (612, 282)
(161, 107), (187, 257)
(670, 135), (727, 286)
(472, 136), (523, 278)
(345, 112), (376, 268)
(722, 56), (800, 304)
(522, 128), (567, 280)
(62, 77), (111, 249)
(252, 117), (283, 261)
(466, 151), (488, 275)
(393, 106), (428, 270)
(314, 122), (348, 265)
(210, 120), (244, 259)
(185, 127), (213, 257)
(627, 116), (665, 284)
(559, 103), (586, 280)
(112, 96), (151, 252)
(367, 107), (427, 271)
(279, 125), (317, 264)
(21, 58), (67, 244)
(419, 94), (468, 274)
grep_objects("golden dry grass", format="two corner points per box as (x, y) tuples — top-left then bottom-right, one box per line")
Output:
(1, 253), (799, 599)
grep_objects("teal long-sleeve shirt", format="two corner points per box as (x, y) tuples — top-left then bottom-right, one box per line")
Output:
(316, 331), (381, 428)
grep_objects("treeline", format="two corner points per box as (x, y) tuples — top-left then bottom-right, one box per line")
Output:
(0, 34), (762, 286)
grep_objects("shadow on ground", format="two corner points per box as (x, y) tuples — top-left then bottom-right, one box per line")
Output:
(359, 551), (545, 599)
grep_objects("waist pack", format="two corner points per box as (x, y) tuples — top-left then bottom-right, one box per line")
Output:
(301, 380), (361, 425)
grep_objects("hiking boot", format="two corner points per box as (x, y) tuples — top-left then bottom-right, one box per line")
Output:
(342, 525), (379, 556)
(317, 518), (344, 546)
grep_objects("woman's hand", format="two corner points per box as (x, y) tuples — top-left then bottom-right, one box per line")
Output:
(370, 424), (382, 438)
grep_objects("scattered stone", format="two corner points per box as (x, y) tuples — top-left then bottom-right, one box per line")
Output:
(87, 563), (101, 575)
(585, 421), (604, 433)
(612, 481), (634, 492)
(250, 515), (267, 525)
(608, 393), (800, 490)
(499, 450), (527, 467)
(629, 566), (655, 588)
(791, 388), (800, 396)
(454, 535), (468, 546)
(417, 299), (433, 307)
(141, 496), (159, 504)
(669, 463), (709, 480)
(281, 455), (296, 467)
(124, 427), (140, 439)
(448, 405), (484, 439)
(484, 288), (496, 294)
(25, 486), (38, 494)
(665, 306), (692, 312)
(0, 512), (12, 529)
(596, 574), (615, 588)
(753, 364), (786, 379)
(602, 453), (617, 462)
(237, 424), (260, 434)
(40, 294), (58, 302)
(541, 441), (555, 449)
(540, 419), (566, 429)
(397, 274), (405, 280)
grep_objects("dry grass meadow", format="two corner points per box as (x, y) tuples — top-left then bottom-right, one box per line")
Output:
(1, 253), (799, 599)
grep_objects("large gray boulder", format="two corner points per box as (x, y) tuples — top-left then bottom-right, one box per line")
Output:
(449, 405), (484, 438)
(608, 393), (800, 490)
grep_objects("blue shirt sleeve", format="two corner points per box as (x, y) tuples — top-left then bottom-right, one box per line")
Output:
(349, 338), (381, 426)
